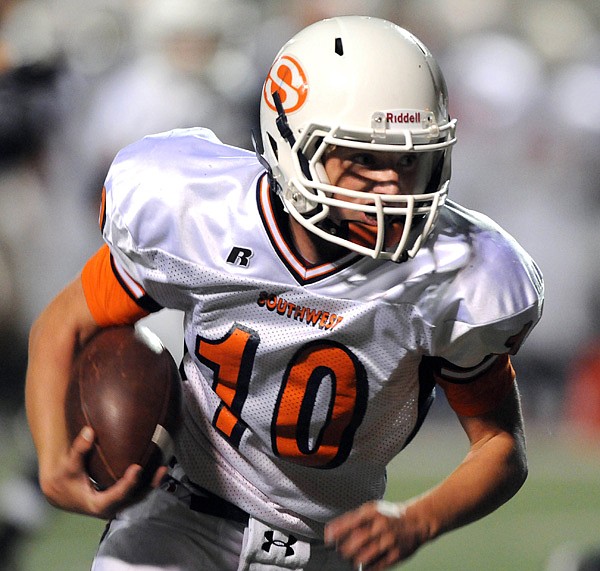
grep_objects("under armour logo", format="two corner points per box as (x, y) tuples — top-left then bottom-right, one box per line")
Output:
(227, 246), (253, 267)
(262, 530), (297, 557)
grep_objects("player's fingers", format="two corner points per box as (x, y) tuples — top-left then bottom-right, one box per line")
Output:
(351, 505), (412, 570)
(115, 464), (144, 494)
(327, 503), (408, 569)
(72, 426), (95, 451)
(336, 523), (385, 563)
(150, 465), (169, 488)
(338, 530), (372, 564)
(326, 507), (381, 564)
(352, 532), (397, 571)
(372, 545), (404, 571)
(65, 426), (95, 471)
(91, 464), (143, 516)
(325, 503), (377, 545)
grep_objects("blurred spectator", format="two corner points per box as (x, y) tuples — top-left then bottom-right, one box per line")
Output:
(0, 1), (68, 567)
(59, 0), (259, 208)
(563, 338), (600, 440)
(379, 0), (600, 423)
(547, 543), (600, 571)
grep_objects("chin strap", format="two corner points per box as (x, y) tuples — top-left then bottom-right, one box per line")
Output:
(251, 129), (279, 194)
(251, 129), (271, 172)
(271, 90), (312, 180)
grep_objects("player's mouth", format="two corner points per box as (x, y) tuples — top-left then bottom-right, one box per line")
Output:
(345, 217), (406, 249)
(361, 212), (378, 226)
(360, 205), (404, 227)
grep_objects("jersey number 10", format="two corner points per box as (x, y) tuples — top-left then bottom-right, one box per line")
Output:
(196, 324), (368, 469)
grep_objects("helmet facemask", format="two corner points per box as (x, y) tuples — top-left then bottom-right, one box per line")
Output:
(257, 16), (457, 263)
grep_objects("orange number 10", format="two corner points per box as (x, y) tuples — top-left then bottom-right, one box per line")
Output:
(196, 324), (368, 469)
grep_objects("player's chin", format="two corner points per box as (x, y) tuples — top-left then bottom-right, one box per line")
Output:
(384, 219), (406, 248)
(345, 218), (406, 250)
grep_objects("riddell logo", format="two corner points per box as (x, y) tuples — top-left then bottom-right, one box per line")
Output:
(387, 111), (421, 124)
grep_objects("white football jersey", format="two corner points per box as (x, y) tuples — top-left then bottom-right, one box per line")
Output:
(100, 128), (543, 538)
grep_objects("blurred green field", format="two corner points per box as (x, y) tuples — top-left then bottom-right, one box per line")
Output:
(12, 419), (600, 571)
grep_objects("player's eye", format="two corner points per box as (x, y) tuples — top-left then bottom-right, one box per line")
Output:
(397, 154), (418, 169)
(350, 152), (418, 171)
(351, 153), (378, 168)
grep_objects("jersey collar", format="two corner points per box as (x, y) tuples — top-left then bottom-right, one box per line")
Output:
(256, 174), (359, 284)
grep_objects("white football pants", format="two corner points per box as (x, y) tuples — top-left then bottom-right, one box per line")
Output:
(91, 486), (354, 571)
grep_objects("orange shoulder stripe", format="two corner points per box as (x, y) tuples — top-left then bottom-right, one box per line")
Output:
(81, 244), (153, 326)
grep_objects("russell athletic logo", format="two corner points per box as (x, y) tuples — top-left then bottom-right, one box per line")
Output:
(264, 55), (308, 113)
(227, 246), (253, 267)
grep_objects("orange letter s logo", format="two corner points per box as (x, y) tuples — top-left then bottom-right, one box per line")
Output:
(264, 55), (308, 114)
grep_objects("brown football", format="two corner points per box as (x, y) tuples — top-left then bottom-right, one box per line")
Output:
(66, 325), (182, 491)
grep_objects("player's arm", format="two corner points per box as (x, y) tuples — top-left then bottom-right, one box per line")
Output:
(325, 354), (527, 570)
(25, 246), (161, 518)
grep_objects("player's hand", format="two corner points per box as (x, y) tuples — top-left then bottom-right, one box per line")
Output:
(325, 500), (423, 570)
(40, 427), (166, 520)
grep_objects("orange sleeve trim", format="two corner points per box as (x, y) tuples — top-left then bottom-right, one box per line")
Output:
(436, 354), (516, 417)
(99, 186), (107, 232)
(81, 244), (152, 327)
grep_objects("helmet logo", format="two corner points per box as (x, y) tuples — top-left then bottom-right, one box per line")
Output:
(264, 55), (308, 113)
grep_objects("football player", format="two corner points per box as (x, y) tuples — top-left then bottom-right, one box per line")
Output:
(26, 16), (543, 571)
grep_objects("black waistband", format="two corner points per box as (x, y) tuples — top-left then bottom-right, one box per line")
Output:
(189, 487), (250, 525)
(163, 475), (249, 525)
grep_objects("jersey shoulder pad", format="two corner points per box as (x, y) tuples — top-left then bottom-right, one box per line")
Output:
(428, 201), (544, 366)
(100, 128), (262, 277)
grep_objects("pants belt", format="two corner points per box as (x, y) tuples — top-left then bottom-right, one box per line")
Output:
(163, 475), (250, 525)
(189, 487), (250, 525)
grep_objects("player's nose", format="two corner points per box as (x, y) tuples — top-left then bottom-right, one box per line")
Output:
(368, 169), (403, 195)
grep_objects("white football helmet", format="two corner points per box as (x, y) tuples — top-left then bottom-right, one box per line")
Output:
(256, 16), (457, 262)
